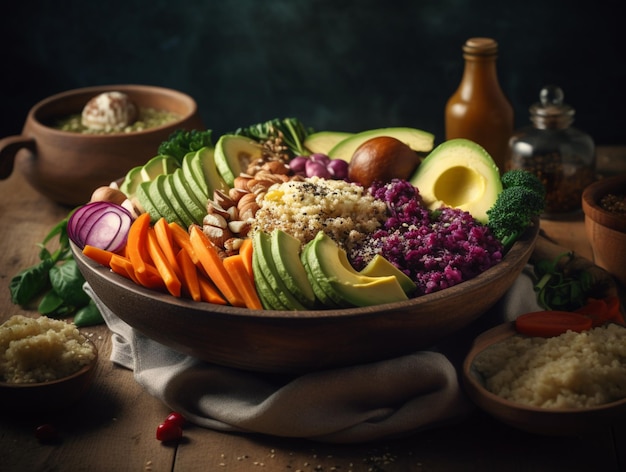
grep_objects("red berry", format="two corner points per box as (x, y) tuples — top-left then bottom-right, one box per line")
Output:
(35, 424), (60, 443)
(165, 412), (185, 428)
(156, 421), (182, 442)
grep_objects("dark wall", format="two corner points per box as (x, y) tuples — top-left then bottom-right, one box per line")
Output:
(2, 0), (624, 146)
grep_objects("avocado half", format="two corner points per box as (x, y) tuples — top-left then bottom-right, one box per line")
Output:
(410, 138), (502, 223)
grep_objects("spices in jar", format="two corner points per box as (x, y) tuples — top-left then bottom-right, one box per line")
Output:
(508, 85), (595, 217)
(600, 193), (626, 215)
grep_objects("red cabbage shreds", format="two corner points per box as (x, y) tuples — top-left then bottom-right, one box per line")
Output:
(350, 180), (503, 296)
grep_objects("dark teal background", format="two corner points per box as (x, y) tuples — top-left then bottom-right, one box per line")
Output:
(2, 0), (624, 145)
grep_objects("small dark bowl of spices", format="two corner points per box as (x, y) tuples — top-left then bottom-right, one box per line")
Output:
(582, 174), (626, 286)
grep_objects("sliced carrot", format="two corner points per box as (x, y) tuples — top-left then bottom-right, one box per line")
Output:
(153, 217), (182, 278)
(125, 212), (153, 287)
(197, 275), (227, 305)
(146, 227), (182, 298)
(515, 311), (593, 338)
(83, 244), (116, 267)
(109, 254), (136, 282)
(169, 222), (199, 264)
(223, 253), (263, 310)
(238, 237), (255, 283)
(189, 225), (245, 307)
(176, 248), (201, 302)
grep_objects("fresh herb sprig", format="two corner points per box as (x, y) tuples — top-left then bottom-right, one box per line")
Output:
(9, 216), (103, 327)
(533, 251), (593, 311)
(234, 117), (312, 157)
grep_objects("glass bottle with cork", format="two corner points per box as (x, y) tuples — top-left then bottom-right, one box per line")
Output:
(508, 85), (595, 217)
(445, 37), (514, 172)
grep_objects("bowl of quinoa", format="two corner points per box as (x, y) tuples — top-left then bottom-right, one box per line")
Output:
(0, 315), (98, 413)
(462, 321), (626, 435)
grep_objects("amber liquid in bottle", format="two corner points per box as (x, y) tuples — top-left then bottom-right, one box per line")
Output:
(445, 38), (514, 172)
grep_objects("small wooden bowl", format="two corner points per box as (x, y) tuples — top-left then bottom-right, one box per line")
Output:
(73, 221), (539, 374)
(462, 322), (626, 435)
(582, 174), (626, 286)
(0, 341), (98, 414)
(0, 84), (204, 206)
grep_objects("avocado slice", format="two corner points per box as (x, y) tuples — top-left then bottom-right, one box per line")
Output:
(360, 255), (416, 295)
(148, 174), (186, 226)
(251, 234), (290, 310)
(135, 181), (162, 223)
(328, 127), (434, 162)
(159, 174), (196, 228)
(304, 232), (408, 307)
(410, 138), (502, 224)
(171, 169), (207, 225)
(195, 147), (229, 199)
(303, 131), (353, 155)
(269, 230), (316, 308)
(181, 151), (209, 201)
(140, 154), (179, 182)
(300, 243), (344, 308)
(214, 134), (264, 186)
(119, 165), (143, 197)
(252, 231), (308, 310)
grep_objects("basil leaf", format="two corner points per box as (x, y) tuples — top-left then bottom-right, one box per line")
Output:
(49, 260), (90, 307)
(38, 289), (65, 314)
(9, 259), (54, 305)
(74, 300), (104, 327)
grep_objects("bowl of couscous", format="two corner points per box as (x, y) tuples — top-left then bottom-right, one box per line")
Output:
(462, 321), (626, 435)
(0, 315), (98, 413)
(0, 84), (204, 206)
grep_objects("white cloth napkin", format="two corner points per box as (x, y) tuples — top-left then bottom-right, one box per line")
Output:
(84, 267), (540, 443)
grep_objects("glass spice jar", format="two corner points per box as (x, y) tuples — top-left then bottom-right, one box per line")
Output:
(508, 85), (595, 217)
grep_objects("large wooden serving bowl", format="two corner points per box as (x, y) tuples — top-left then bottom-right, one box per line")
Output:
(73, 222), (539, 374)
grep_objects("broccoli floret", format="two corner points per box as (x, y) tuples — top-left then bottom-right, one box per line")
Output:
(501, 169), (546, 198)
(487, 180), (545, 249)
(157, 129), (214, 165)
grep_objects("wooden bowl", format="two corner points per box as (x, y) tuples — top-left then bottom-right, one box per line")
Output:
(73, 220), (539, 374)
(0, 341), (98, 414)
(0, 84), (204, 206)
(462, 322), (626, 435)
(582, 174), (626, 286)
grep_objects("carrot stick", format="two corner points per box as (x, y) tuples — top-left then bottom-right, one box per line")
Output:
(146, 226), (182, 298)
(176, 248), (201, 302)
(238, 237), (255, 283)
(109, 254), (136, 282)
(125, 212), (154, 287)
(515, 311), (593, 337)
(153, 217), (182, 278)
(223, 253), (263, 310)
(169, 222), (199, 264)
(83, 244), (116, 267)
(197, 275), (227, 305)
(189, 225), (245, 307)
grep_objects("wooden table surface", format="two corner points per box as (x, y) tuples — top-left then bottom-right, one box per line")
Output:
(1, 147), (625, 472)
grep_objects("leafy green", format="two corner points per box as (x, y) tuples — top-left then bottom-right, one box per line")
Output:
(533, 251), (593, 311)
(233, 117), (313, 157)
(157, 129), (214, 165)
(9, 215), (102, 325)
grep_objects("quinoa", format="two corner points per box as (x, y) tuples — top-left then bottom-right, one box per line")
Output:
(0, 315), (96, 384)
(473, 323), (626, 408)
(252, 176), (388, 252)
(350, 180), (503, 295)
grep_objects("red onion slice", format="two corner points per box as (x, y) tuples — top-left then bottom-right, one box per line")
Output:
(68, 201), (134, 253)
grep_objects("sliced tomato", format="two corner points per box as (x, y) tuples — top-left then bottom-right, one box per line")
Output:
(515, 311), (593, 338)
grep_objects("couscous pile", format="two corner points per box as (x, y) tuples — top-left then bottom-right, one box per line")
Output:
(0, 315), (96, 384)
(473, 323), (626, 408)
